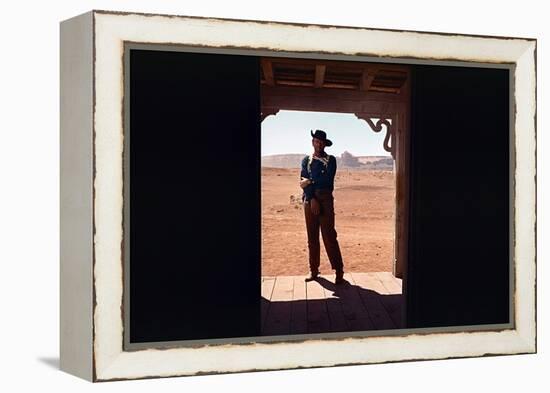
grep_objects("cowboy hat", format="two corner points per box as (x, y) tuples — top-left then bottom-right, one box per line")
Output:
(310, 129), (333, 147)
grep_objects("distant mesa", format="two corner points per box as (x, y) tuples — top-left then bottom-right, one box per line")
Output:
(341, 151), (360, 167)
(261, 152), (393, 170)
(261, 154), (304, 168)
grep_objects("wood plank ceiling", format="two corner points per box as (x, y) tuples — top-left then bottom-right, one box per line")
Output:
(260, 57), (408, 94)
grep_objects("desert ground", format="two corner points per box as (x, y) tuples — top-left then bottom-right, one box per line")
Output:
(262, 167), (396, 276)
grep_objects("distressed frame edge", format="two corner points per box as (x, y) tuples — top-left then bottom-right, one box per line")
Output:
(90, 11), (537, 382)
(91, 8), (538, 42)
(59, 10), (95, 382)
(513, 40), (537, 354)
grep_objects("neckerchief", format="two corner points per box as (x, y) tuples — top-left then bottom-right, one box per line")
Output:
(307, 154), (330, 176)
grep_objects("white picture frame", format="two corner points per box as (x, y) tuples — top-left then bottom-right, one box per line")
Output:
(60, 10), (536, 382)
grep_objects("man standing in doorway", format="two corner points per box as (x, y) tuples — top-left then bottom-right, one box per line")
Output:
(300, 130), (345, 285)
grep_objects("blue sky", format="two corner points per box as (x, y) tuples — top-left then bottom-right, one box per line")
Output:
(261, 110), (389, 157)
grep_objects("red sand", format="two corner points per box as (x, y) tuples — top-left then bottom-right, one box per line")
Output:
(262, 167), (396, 276)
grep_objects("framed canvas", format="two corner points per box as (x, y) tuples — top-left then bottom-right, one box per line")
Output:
(60, 10), (536, 382)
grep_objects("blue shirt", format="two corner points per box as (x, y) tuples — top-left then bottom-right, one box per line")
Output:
(300, 153), (337, 202)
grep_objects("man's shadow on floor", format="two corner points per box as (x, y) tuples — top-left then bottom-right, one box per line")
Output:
(313, 276), (372, 298)
(306, 276), (403, 323)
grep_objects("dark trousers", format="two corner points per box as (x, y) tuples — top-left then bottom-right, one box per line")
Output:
(304, 189), (344, 274)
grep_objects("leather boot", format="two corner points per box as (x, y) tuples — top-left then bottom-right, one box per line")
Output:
(335, 270), (345, 285)
(305, 271), (320, 282)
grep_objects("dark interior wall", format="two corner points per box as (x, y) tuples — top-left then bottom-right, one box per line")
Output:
(129, 49), (261, 343)
(407, 65), (510, 328)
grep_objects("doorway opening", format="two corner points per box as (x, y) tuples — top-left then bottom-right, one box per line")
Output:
(259, 57), (410, 336)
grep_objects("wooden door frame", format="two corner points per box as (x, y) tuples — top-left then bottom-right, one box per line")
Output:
(260, 58), (410, 280)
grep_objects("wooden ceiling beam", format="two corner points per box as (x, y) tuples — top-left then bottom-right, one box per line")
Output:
(261, 84), (407, 103)
(261, 58), (275, 86)
(261, 56), (410, 72)
(262, 95), (404, 115)
(360, 68), (378, 91)
(370, 86), (401, 93)
(273, 80), (314, 87)
(314, 65), (326, 88)
(271, 79), (360, 89)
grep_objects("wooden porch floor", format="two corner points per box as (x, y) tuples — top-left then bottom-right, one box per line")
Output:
(261, 272), (403, 336)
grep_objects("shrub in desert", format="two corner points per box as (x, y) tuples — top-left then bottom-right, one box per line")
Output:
(290, 194), (302, 208)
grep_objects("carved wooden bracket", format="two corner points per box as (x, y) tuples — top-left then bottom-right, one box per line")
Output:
(355, 114), (395, 159)
(261, 108), (280, 122)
